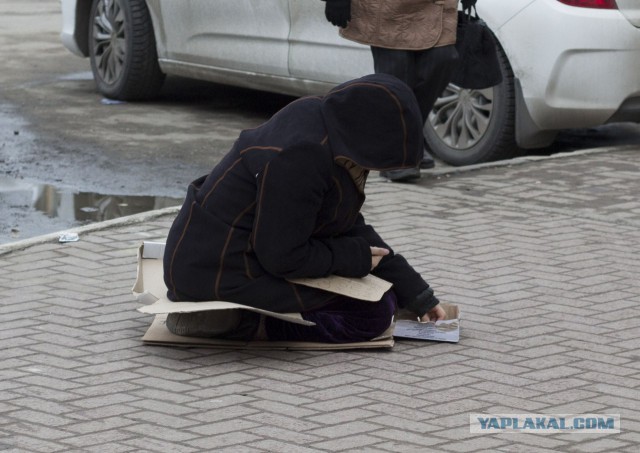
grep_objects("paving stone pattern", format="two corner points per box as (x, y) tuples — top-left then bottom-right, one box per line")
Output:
(1, 149), (638, 452)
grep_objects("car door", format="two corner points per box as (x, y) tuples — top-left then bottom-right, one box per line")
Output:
(151, 0), (291, 76)
(287, 0), (372, 85)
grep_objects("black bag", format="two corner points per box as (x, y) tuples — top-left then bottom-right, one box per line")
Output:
(450, 7), (503, 90)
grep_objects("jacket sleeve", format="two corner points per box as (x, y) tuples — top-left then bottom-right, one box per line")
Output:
(252, 144), (372, 279)
(345, 214), (440, 316)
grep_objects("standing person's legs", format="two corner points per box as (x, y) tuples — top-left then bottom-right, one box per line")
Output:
(371, 46), (417, 87)
(413, 45), (459, 170)
(371, 47), (432, 181)
(413, 45), (459, 122)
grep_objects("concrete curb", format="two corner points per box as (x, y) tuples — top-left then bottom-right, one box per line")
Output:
(1, 144), (632, 256)
(0, 206), (180, 256)
(422, 144), (635, 178)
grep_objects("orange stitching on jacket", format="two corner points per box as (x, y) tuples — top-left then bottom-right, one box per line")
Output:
(215, 200), (257, 300)
(239, 145), (282, 155)
(201, 147), (282, 208)
(201, 157), (242, 208)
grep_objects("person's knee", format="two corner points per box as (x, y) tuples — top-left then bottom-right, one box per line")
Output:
(379, 290), (398, 319)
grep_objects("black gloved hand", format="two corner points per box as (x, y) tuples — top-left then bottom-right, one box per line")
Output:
(324, 0), (351, 28)
(461, 0), (477, 11)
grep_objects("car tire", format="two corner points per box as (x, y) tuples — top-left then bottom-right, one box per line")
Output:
(88, 0), (165, 101)
(423, 44), (519, 166)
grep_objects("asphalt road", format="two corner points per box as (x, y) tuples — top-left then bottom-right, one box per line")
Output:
(0, 0), (291, 195)
(1, 0), (639, 245)
(0, 0), (295, 244)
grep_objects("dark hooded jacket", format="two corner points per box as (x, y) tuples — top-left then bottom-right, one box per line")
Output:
(163, 74), (439, 315)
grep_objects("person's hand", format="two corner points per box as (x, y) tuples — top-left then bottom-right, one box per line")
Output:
(370, 246), (389, 270)
(461, 0), (477, 11)
(325, 0), (351, 28)
(420, 304), (446, 323)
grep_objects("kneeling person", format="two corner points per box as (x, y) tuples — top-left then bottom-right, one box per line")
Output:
(163, 74), (445, 342)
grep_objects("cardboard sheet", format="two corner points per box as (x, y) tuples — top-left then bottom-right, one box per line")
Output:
(133, 242), (396, 350)
(142, 313), (394, 350)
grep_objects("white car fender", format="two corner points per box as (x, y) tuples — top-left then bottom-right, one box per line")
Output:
(60, 0), (84, 57)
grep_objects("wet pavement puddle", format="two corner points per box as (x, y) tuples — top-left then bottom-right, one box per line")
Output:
(0, 175), (183, 224)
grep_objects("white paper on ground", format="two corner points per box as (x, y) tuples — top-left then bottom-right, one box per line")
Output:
(393, 318), (460, 343)
(393, 304), (461, 343)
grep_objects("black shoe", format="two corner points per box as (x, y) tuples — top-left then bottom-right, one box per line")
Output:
(380, 167), (421, 182)
(420, 150), (436, 169)
(165, 310), (242, 338)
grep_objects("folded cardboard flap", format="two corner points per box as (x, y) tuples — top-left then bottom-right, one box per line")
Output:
(133, 242), (313, 326)
(141, 241), (165, 259)
(443, 303), (459, 321)
(288, 274), (392, 302)
(139, 298), (314, 326)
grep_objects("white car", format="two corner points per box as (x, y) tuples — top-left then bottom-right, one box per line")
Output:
(61, 0), (640, 166)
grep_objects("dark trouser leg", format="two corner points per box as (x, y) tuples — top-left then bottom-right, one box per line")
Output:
(413, 45), (459, 168)
(371, 47), (427, 179)
(264, 291), (397, 343)
(371, 47), (417, 88)
(371, 45), (458, 124)
(413, 45), (459, 122)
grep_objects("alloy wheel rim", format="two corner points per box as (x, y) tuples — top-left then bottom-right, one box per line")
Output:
(92, 0), (126, 85)
(427, 85), (494, 149)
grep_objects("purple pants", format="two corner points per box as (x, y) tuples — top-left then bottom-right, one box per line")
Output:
(265, 291), (397, 343)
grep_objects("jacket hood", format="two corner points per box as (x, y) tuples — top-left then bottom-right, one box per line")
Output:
(320, 74), (424, 171)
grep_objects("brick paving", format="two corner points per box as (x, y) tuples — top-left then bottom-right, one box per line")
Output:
(1, 148), (638, 452)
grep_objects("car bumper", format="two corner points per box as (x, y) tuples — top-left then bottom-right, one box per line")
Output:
(499, 0), (640, 131)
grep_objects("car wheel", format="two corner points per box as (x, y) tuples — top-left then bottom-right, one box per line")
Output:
(88, 0), (165, 100)
(424, 45), (518, 166)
